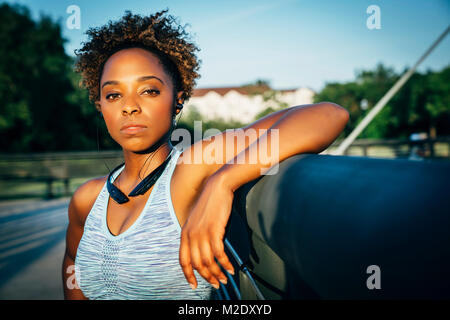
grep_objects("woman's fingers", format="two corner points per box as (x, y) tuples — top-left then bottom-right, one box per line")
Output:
(190, 239), (218, 289)
(179, 231), (197, 289)
(180, 227), (235, 290)
(199, 240), (228, 286)
(211, 235), (234, 276)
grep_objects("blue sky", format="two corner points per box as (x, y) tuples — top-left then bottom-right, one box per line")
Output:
(4, 0), (450, 91)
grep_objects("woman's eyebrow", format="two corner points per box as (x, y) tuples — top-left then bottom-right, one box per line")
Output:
(137, 75), (165, 85)
(101, 75), (164, 89)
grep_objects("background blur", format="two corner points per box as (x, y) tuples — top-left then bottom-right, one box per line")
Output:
(0, 0), (448, 299)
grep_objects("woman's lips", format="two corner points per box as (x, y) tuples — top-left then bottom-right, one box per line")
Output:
(120, 124), (147, 135)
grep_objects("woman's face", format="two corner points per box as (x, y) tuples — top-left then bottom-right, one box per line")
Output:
(97, 47), (181, 153)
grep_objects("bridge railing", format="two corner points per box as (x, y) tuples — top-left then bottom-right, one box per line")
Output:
(0, 136), (449, 199)
(0, 150), (124, 199)
(324, 136), (450, 158)
(222, 153), (450, 299)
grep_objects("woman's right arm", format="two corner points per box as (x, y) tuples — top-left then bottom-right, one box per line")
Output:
(62, 177), (105, 300)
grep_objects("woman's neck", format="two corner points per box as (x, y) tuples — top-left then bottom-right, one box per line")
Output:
(118, 142), (173, 189)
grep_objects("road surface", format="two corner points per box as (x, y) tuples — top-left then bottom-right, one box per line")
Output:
(0, 197), (70, 300)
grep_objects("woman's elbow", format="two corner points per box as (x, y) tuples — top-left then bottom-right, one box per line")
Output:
(320, 101), (350, 124)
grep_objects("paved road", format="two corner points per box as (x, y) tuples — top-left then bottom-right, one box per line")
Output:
(0, 197), (70, 300)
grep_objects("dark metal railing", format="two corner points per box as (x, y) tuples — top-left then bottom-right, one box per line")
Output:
(224, 153), (450, 299)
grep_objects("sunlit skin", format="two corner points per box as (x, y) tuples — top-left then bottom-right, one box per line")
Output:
(100, 48), (181, 178)
(97, 48), (185, 238)
(63, 47), (350, 299)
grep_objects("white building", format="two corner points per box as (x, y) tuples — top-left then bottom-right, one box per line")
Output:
(185, 86), (315, 124)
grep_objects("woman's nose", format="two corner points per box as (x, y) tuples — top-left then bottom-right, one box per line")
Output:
(121, 97), (141, 115)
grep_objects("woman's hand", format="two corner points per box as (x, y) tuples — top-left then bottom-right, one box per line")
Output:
(179, 174), (235, 289)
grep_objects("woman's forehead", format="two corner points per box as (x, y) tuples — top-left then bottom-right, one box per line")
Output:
(101, 48), (169, 84)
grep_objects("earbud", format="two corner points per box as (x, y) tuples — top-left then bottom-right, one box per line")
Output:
(175, 103), (183, 115)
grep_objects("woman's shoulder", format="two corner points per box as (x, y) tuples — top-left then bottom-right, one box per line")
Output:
(173, 136), (228, 185)
(174, 144), (212, 187)
(169, 145), (215, 227)
(68, 175), (107, 226)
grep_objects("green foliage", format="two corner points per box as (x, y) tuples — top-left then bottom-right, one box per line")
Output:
(315, 63), (450, 139)
(425, 66), (450, 122)
(0, 3), (114, 152)
(254, 107), (277, 120)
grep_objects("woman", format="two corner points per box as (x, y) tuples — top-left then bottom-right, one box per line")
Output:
(62, 9), (349, 300)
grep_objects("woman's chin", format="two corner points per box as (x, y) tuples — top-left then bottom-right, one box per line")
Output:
(121, 141), (163, 154)
(117, 130), (171, 153)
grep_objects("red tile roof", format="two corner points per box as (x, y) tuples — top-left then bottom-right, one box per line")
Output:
(192, 84), (272, 97)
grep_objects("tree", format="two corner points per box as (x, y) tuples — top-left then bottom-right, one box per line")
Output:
(314, 63), (450, 139)
(0, 3), (112, 152)
(424, 66), (450, 137)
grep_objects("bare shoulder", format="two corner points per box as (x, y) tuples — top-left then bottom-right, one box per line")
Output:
(65, 175), (107, 262)
(68, 175), (108, 226)
(172, 145), (208, 194)
(171, 134), (236, 188)
(169, 144), (215, 227)
(175, 143), (208, 178)
(172, 138), (225, 188)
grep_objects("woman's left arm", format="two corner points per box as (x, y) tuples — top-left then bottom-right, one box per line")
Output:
(179, 102), (350, 289)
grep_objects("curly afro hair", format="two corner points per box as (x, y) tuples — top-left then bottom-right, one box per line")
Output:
(74, 9), (201, 111)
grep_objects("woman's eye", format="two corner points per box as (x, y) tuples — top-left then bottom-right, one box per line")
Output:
(143, 89), (160, 96)
(105, 89), (159, 101)
(106, 93), (120, 100)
